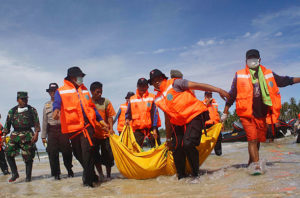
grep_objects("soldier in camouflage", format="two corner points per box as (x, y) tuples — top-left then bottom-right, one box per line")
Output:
(2, 92), (40, 182)
(0, 114), (10, 175)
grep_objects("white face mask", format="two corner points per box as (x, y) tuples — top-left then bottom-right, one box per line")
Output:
(76, 77), (83, 86)
(247, 58), (260, 69)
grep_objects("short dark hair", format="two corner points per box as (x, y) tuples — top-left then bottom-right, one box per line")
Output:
(90, 81), (103, 92)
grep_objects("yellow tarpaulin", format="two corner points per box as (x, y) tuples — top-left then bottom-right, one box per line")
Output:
(109, 123), (222, 179)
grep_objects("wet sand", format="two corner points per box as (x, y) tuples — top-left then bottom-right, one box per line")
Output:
(1, 136), (300, 198)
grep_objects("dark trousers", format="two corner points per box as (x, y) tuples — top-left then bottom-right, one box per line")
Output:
(206, 124), (222, 155)
(0, 149), (9, 173)
(134, 129), (161, 147)
(171, 112), (209, 178)
(93, 138), (114, 167)
(47, 125), (73, 176)
(69, 125), (95, 186)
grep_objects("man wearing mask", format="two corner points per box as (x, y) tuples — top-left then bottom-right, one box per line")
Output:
(222, 49), (300, 173)
(114, 92), (135, 134)
(41, 83), (73, 180)
(125, 78), (161, 147)
(52, 66), (107, 187)
(203, 91), (222, 156)
(2, 92), (40, 182)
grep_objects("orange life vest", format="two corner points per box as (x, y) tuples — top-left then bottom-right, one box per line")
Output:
(117, 102), (129, 132)
(236, 65), (281, 123)
(129, 90), (158, 131)
(203, 98), (220, 125)
(58, 79), (97, 133)
(154, 79), (207, 126)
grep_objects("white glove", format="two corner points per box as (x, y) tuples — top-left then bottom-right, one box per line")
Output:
(221, 113), (228, 122)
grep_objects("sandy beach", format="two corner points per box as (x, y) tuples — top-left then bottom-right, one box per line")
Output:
(0, 135), (299, 198)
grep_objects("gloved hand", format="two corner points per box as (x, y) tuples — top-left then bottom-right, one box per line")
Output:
(221, 113), (228, 122)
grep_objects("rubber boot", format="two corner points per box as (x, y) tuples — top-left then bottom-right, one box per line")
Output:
(25, 161), (33, 182)
(7, 157), (19, 182)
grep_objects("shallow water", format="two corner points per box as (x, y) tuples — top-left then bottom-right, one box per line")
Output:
(1, 136), (300, 198)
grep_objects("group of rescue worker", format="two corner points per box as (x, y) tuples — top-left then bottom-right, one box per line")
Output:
(0, 49), (299, 186)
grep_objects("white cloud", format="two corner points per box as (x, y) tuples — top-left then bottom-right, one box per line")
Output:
(153, 48), (167, 54)
(243, 32), (251, 38)
(275, 32), (283, 37)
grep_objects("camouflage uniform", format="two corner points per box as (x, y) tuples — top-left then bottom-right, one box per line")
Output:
(4, 105), (40, 162)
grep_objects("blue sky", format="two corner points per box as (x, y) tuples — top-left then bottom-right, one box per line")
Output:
(0, 0), (300, 148)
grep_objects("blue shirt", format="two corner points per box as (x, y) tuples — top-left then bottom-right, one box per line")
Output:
(53, 90), (103, 121)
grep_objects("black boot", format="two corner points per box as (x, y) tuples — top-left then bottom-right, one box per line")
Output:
(25, 161), (33, 182)
(54, 174), (61, 180)
(7, 157), (19, 182)
(67, 169), (74, 177)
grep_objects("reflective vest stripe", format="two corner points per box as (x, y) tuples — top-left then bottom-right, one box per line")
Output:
(59, 89), (76, 94)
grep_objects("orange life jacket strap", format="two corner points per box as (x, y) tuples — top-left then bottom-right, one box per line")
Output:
(69, 124), (94, 146)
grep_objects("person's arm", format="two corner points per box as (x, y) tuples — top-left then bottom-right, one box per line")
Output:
(125, 102), (132, 125)
(223, 75), (237, 114)
(151, 103), (158, 139)
(164, 112), (172, 149)
(2, 109), (13, 136)
(31, 107), (41, 144)
(41, 104), (48, 140)
(273, 72), (300, 87)
(53, 90), (62, 120)
(113, 108), (121, 125)
(187, 81), (230, 101)
(106, 102), (116, 134)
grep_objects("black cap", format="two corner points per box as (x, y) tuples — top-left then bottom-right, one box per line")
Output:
(46, 83), (59, 92)
(204, 91), (212, 96)
(246, 49), (260, 59)
(137, 78), (149, 86)
(67, 66), (86, 78)
(148, 69), (168, 85)
(125, 91), (135, 99)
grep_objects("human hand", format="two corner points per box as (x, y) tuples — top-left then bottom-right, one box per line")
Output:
(53, 109), (60, 120)
(152, 129), (158, 139)
(31, 132), (39, 144)
(42, 138), (47, 147)
(221, 113), (228, 122)
(218, 88), (230, 102)
(125, 119), (130, 126)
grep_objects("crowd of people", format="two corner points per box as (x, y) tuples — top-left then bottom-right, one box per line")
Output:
(0, 49), (299, 187)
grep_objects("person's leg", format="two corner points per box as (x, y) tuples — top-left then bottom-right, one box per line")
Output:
(100, 138), (114, 178)
(80, 126), (96, 187)
(59, 133), (73, 177)
(171, 125), (186, 179)
(0, 149), (9, 174)
(214, 133), (222, 156)
(248, 140), (259, 164)
(183, 113), (206, 177)
(134, 130), (145, 147)
(20, 131), (35, 182)
(48, 131), (61, 179)
(5, 132), (20, 182)
(93, 139), (104, 180)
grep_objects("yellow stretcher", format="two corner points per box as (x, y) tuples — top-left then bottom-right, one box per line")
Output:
(109, 123), (222, 179)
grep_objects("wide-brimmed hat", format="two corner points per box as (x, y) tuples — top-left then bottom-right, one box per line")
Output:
(67, 66), (86, 78)
(148, 69), (167, 85)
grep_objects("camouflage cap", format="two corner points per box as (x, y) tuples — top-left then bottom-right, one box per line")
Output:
(17, 91), (28, 98)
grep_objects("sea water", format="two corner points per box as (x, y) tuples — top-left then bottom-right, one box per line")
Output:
(0, 136), (300, 198)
